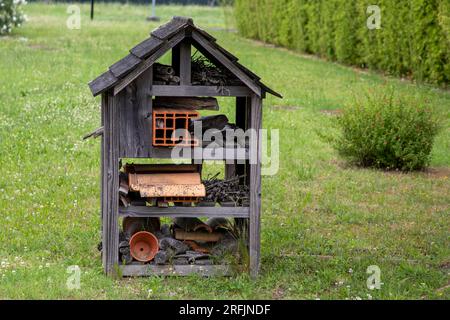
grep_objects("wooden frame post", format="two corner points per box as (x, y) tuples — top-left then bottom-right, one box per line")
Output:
(179, 40), (192, 85)
(236, 97), (250, 184)
(102, 93), (120, 275)
(249, 94), (262, 278)
(233, 96), (250, 250)
(172, 39), (191, 86)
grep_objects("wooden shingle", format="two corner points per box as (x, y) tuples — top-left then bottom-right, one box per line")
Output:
(130, 37), (164, 59)
(89, 71), (118, 97)
(109, 54), (142, 78)
(151, 17), (192, 40)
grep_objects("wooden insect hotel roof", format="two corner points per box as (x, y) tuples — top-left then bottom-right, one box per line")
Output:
(88, 16), (281, 99)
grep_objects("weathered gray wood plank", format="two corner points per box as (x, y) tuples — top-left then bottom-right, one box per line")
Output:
(153, 97), (219, 110)
(119, 206), (250, 218)
(234, 97), (250, 242)
(193, 25), (216, 42)
(150, 146), (249, 161)
(235, 97), (250, 182)
(114, 31), (186, 96)
(151, 85), (252, 97)
(103, 93), (121, 275)
(130, 37), (164, 59)
(118, 67), (153, 158)
(171, 43), (181, 75)
(109, 53), (142, 78)
(101, 94), (108, 271)
(179, 39), (192, 85)
(249, 94), (262, 278)
(151, 17), (192, 40)
(89, 71), (118, 97)
(120, 264), (232, 277)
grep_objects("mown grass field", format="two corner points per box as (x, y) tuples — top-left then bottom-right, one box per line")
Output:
(0, 3), (449, 299)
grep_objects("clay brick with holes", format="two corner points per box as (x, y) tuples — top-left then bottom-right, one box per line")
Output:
(153, 108), (199, 147)
(163, 196), (202, 203)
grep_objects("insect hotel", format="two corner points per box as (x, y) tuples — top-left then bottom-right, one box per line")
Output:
(87, 17), (281, 277)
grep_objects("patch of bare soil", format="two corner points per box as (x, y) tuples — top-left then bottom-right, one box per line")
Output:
(320, 109), (342, 116)
(423, 167), (450, 179)
(272, 105), (302, 111)
(377, 167), (450, 178)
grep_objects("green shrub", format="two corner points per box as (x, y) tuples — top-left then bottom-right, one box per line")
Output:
(234, 0), (449, 85)
(334, 92), (442, 171)
(0, 0), (26, 35)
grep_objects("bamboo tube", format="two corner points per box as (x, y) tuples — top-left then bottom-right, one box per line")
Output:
(173, 229), (222, 242)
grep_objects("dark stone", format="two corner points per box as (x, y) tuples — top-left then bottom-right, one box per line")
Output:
(159, 237), (189, 255)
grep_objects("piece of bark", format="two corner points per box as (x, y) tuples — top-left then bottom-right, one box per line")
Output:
(189, 115), (229, 132)
(153, 97), (219, 111)
(159, 237), (189, 255)
(183, 240), (210, 254)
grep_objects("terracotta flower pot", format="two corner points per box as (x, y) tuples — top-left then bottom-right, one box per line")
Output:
(129, 231), (159, 262)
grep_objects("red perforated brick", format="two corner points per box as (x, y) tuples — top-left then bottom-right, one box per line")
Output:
(152, 108), (199, 147)
(163, 196), (201, 203)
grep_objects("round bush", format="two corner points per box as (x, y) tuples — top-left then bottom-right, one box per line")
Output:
(0, 0), (26, 36)
(334, 92), (441, 171)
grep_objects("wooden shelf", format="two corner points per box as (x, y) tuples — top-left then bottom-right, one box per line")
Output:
(151, 85), (252, 97)
(150, 146), (249, 160)
(119, 206), (250, 218)
(120, 264), (232, 277)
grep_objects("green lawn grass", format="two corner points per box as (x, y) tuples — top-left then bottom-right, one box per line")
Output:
(0, 3), (449, 299)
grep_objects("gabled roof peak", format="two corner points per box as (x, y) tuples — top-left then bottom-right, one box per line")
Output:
(88, 17), (282, 99)
(172, 16), (194, 24)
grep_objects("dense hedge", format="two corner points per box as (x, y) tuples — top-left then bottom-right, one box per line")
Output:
(235, 0), (449, 85)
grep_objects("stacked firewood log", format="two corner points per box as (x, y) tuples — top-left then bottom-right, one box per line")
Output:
(153, 63), (181, 85)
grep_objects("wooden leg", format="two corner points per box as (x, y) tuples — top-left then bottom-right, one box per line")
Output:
(103, 93), (120, 276)
(249, 95), (262, 278)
